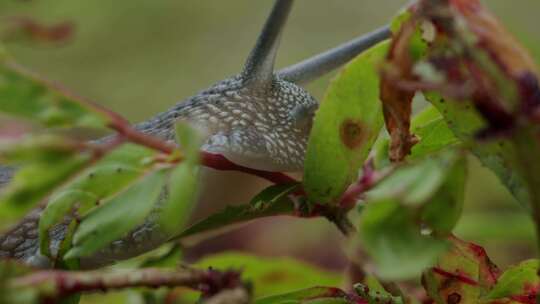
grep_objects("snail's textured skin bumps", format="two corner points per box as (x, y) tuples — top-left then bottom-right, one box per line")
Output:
(0, 74), (318, 269)
(137, 75), (317, 171)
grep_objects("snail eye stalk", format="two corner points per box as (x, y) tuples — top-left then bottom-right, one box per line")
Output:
(242, 0), (294, 87)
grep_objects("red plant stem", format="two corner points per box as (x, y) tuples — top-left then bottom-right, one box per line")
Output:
(107, 117), (175, 154)
(510, 294), (537, 304)
(340, 160), (393, 210)
(9, 267), (244, 301)
(340, 175), (374, 210)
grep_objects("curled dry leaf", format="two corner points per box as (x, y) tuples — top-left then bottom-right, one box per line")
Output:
(379, 16), (419, 162)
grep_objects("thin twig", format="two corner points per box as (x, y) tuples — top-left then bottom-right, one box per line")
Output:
(8, 267), (247, 302)
(339, 159), (394, 211)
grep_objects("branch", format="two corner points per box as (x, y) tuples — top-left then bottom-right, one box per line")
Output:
(339, 159), (394, 210)
(8, 267), (247, 302)
(289, 159), (396, 236)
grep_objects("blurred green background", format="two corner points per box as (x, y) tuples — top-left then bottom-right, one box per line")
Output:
(1, 0), (540, 300)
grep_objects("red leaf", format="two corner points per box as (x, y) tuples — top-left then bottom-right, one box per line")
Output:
(422, 235), (500, 303)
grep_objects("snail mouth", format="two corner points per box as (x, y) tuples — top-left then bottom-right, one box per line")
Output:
(224, 153), (303, 173)
(204, 144), (304, 173)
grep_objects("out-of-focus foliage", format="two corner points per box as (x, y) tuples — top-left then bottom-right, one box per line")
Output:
(0, 135), (92, 220)
(0, 0), (540, 304)
(38, 143), (158, 259)
(360, 150), (466, 279)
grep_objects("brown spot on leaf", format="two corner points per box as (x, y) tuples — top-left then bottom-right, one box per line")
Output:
(340, 119), (369, 150)
(447, 293), (461, 304)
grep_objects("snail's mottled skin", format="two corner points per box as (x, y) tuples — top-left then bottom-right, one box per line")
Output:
(0, 0), (390, 269)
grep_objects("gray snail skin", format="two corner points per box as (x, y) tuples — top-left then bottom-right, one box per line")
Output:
(0, 0), (390, 269)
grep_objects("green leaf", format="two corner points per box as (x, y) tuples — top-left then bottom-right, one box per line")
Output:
(366, 150), (464, 209)
(110, 243), (182, 270)
(411, 105), (442, 127)
(411, 118), (459, 159)
(54, 220), (79, 270)
(362, 274), (391, 295)
(390, 8), (413, 34)
(511, 126), (540, 232)
(174, 121), (202, 161)
(38, 143), (157, 257)
(65, 169), (167, 259)
(353, 283), (404, 304)
(139, 244), (182, 269)
(0, 56), (108, 129)
(373, 105), (459, 169)
(360, 150), (466, 279)
(360, 198), (448, 280)
(156, 164), (199, 236)
(0, 135), (92, 220)
(197, 253), (341, 299)
(421, 155), (467, 234)
(176, 183), (299, 239)
(255, 287), (351, 304)
(484, 260), (538, 301)
(156, 122), (201, 235)
(304, 41), (388, 204)
(410, 105), (460, 159)
(422, 236), (500, 304)
(425, 93), (529, 206)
